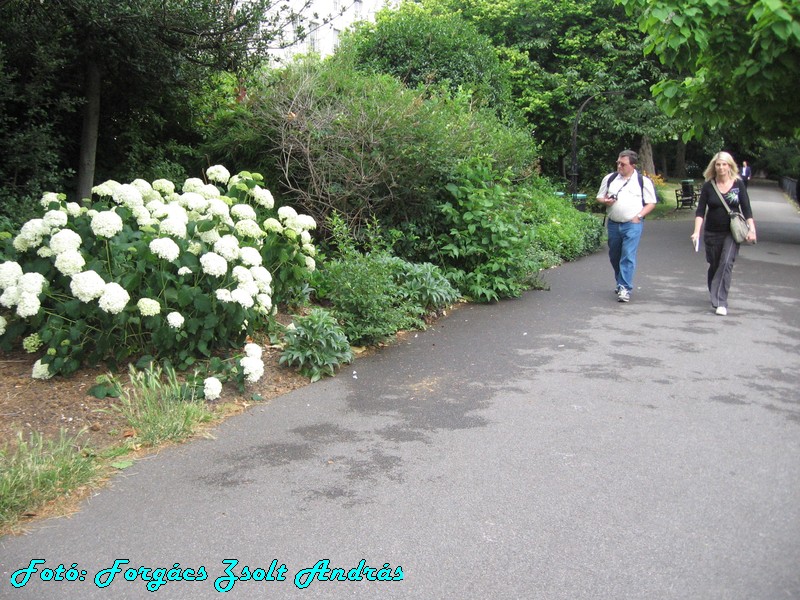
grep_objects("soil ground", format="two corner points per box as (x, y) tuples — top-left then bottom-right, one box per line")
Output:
(0, 344), (311, 456)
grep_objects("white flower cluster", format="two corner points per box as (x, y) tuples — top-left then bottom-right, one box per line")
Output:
(43, 210), (68, 229)
(1, 168), (318, 384)
(137, 298), (161, 316)
(276, 206), (317, 233)
(167, 311), (185, 329)
(183, 178), (206, 193)
(49, 229), (82, 254)
(98, 282), (130, 314)
(240, 343), (265, 383)
(32, 358), (53, 380)
(92, 181), (120, 198)
(273, 206), (317, 271)
(0, 264), (46, 318)
(40, 192), (64, 207)
(153, 179), (176, 195)
(206, 165), (231, 185)
(91, 210), (124, 238)
(54, 250), (85, 276)
(113, 184), (145, 209)
(200, 252), (228, 277)
(13, 219), (49, 252)
(70, 270), (106, 303)
(204, 376), (223, 401)
(250, 186), (274, 209)
(214, 235), (240, 262)
(150, 238), (180, 262)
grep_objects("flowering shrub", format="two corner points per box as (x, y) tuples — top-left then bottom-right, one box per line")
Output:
(0, 167), (317, 383)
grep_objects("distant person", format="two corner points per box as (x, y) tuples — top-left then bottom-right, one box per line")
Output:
(690, 152), (756, 316)
(595, 149), (658, 303)
(741, 160), (752, 188)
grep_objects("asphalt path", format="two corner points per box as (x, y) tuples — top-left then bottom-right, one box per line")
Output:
(2, 181), (799, 600)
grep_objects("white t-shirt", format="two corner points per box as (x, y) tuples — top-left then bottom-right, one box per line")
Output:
(596, 171), (657, 222)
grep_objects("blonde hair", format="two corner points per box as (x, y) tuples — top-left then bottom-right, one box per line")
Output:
(703, 151), (740, 181)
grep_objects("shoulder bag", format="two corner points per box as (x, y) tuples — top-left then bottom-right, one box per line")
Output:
(711, 180), (750, 244)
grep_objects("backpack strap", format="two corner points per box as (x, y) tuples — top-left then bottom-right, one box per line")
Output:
(637, 172), (645, 207)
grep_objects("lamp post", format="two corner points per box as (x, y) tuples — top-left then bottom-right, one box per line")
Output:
(570, 90), (624, 202)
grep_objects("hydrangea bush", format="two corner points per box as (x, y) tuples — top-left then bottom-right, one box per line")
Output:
(0, 166), (317, 389)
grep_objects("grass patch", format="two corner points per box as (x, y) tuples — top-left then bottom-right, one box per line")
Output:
(0, 430), (100, 531)
(109, 363), (216, 448)
(650, 179), (701, 221)
(1, 363), (220, 533)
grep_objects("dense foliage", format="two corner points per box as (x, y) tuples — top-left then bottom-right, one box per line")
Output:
(393, 159), (604, 301)
(311, 216), (460, 345)
(203, 56), (538, 235)
(415, 0), (683, 183)
(338, 3), (516, 115)
(617, 0), (800, 141)
(0, 0), (325, 226)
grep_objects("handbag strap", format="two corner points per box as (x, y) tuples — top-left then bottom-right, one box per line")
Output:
(710, 180), (737, 215)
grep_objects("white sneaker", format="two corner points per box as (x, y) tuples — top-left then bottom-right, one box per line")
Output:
(715, 306), (727, 316)
(617, 288), (630, 303)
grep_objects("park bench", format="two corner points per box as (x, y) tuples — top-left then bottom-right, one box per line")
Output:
(675, 179), (698, 210)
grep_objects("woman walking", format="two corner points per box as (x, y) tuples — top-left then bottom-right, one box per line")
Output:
(690, 152), (757, 315)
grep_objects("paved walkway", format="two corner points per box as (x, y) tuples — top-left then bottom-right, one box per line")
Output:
(1, 182), (799, 600)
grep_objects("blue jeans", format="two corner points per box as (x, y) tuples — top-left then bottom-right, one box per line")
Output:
(607, 220), (643, 292)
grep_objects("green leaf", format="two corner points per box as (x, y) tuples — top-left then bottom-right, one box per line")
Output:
(177, 286), (195, 307)
(135, 355), (155, 369)
(88, 381), (121, 399)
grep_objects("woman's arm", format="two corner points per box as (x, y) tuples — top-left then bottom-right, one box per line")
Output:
(738, 179), (757, 243)
(691, 216), (704, 245)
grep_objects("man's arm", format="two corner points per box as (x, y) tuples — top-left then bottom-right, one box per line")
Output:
(631, 177), (658, 222)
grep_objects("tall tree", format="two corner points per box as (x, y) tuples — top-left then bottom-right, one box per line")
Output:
(337, 3), (515, 115)
(616, 0), (800, 140)
(421, 0), (685, 186)
(1, 0), (323, 204)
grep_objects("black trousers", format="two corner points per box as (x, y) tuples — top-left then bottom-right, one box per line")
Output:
(704, 229), (739, 308)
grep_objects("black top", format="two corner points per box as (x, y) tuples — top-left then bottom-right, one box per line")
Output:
(695, 178), (753, 233)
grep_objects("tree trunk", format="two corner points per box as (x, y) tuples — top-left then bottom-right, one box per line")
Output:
(638, 135), (655, 175)
(674, 140), (687, 179)
(77, 60), (101, 203)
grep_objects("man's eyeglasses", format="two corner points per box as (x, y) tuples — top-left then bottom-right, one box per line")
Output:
(616, 161), (630, 166)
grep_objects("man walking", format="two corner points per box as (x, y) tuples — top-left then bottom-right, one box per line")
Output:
(741, 160), (752, 188)
(595, 150), (658, 302)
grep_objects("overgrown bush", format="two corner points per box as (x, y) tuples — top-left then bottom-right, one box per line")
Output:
(312, 253), (423, 346)
(377, 256), (461, 311)
(0, 167), (316, 385)
(758, 138), (800, 180)
(279, 307), (354, 382)
(202, 56), (538, 236)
